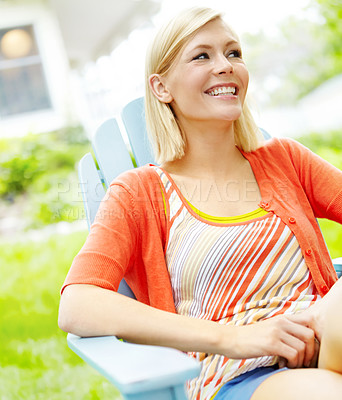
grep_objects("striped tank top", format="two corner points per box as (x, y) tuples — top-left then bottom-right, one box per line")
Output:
(155, 167), (321, 400)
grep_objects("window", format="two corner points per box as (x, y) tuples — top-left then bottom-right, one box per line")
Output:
(0, 25), (51, 118)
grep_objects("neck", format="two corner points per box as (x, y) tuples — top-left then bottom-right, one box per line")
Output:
(163, 120), (244, 180)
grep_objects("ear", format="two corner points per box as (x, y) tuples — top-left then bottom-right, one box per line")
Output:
(149, 74), (173, 103)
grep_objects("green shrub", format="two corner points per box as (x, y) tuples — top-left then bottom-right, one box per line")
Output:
(0, 155), (43, 199)
(297, 130), (342, 169)
(0, 126), (90, 198)
(0, 126), (92, 228)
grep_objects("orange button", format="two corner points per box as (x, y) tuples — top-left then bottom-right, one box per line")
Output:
(289, 217), (296, 224)
(261, 202), (270, 210)
(305, 249), (312, 256)
(320, 285), (329, 295)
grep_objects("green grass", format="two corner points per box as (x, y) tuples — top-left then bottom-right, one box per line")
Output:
(0, 231), (121, 400)
(318, 219), (342, 260)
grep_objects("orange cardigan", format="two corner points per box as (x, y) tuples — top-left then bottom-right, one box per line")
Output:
(62, 138), (342, 308)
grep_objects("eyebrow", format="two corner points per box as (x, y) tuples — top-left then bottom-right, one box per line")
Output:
(187, 40), (240, 53)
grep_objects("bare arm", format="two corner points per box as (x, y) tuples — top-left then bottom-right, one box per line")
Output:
(58, 284), (316, 368)
(58, 284), (223, 354)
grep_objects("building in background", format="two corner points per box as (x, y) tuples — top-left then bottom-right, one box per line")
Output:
(0, 0), (160, 137)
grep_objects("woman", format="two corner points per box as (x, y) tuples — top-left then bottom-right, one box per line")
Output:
(59, 7), (342, 400)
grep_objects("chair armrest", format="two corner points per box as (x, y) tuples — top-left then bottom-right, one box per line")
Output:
(333, 257), (342, 278)
(67, 334), (200, 396)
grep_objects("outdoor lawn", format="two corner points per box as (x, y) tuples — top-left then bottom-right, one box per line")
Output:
(0, 230), (122, 400)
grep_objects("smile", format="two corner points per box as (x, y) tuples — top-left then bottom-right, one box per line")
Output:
(206, 86), (237, 96)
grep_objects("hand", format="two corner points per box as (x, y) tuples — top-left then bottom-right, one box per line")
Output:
(288, 309), (321, 367)
(225, 313), (316, 368)
(278, 336), (320, 368)
(298, 301), (325, 343)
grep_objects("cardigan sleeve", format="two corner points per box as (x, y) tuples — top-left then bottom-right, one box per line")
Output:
(61, 166), (176, 312)
(61, 180), (140, 294)
(283, 138), (342, 223)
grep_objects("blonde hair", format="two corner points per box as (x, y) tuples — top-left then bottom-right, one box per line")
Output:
(145, 7), (263, 164)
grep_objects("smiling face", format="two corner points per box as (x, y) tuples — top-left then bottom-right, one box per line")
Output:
(151, 18), (249, 130)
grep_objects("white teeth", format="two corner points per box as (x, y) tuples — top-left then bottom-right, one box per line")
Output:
(208, 86), (236, 96)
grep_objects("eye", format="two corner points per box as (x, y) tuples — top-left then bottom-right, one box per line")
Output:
(192, 52), (209, 61)
(227, 49), (242, 58)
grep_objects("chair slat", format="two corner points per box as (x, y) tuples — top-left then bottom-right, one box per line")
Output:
(122, 97), (156, 167)
(93, 118), (134, 187)
(78, 153), (106, 229)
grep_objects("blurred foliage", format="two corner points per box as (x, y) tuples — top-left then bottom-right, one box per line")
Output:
(0, 231), (121, 399)
(313, 0), (342, 81)
(318, 217), (342, 260)
(0, 126), (91, 229)
(243, 18), (321, 106)
(282, 0), (342, 101)
(296, 130), (342, 169)
(243, 0), (342, 107)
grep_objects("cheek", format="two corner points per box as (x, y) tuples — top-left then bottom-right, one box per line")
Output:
(238, 65), (249, 102)
(238, 63), (249, 86)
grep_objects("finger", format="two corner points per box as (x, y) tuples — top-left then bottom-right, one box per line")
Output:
(308, 338), (320, 368)
(284, 317), (316, 367)
(280, 333), (305, 368)
(276, 341), (300, 368)
(286, 312), (315, 329)
(296, 326), (315, 368)
(288, 310), (324, 343)
(304, 334), (316, 367)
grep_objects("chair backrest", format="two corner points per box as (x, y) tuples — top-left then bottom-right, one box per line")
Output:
(78, 101), (151, 299)
(79, 97), (155, 226)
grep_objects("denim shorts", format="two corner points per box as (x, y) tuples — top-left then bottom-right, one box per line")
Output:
(214, 365), (288, 400)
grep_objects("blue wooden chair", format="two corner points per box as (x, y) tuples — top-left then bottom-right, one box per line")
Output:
(68, 97), (200, 400)
(68, 97), (342, 400)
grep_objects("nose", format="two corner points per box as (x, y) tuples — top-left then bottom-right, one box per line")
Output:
(214, 54), (233, 75)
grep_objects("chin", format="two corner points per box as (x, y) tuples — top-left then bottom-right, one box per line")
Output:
(222, 111), (243, 122)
